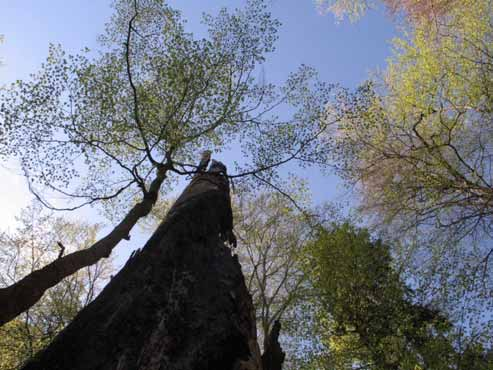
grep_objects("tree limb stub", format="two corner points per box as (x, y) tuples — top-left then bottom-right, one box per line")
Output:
(261, 320), (285, 370)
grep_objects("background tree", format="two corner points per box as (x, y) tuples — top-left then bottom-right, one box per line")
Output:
(329, 0), (493, 291)
(319, 1), (493, 364)
(232, 189), (342, 369)
(316, 0), (375, 22)
(0, 0), (335, 325)
(233, 191), (311, 351)
(303, 223), (491, 369)
(0, 202), (113, 369)
(316, 0), (460, 22)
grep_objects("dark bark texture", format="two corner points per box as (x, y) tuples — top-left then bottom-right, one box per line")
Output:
(261, 321), (285, 370)
(22, 168), (263, 370)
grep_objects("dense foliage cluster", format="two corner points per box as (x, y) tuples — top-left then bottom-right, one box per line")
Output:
(303, 224), (491, 369)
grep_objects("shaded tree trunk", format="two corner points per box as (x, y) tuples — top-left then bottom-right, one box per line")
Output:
(262, 320), (285, 370)
(22, 166), (266, 370)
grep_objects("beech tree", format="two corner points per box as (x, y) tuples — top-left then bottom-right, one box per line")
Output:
(0, 0), (335, 325)
(234, 192), (311, 350)
(330, 0), (493, 253)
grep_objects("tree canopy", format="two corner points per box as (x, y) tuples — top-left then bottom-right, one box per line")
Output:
(1, 0), (492, 367)
(316, 0), (460, 22)
(0, 0), (335, 325)
(331, 0), (493, 247)
(303, 223), (490, 369)
(0, 203), (112, 369)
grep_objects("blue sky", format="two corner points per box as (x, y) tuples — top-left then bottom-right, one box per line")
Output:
(0, 1), (396, 89)
(0, 0), (396, 267)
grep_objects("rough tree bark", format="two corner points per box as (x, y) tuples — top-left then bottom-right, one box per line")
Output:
(262, 321), (285, 370)
(21, 161), (284, 370)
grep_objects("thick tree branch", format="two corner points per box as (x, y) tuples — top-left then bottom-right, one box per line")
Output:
(0, 165), (169, 327)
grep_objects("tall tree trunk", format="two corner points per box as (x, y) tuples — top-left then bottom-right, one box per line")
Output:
(22, 166), (265, 370)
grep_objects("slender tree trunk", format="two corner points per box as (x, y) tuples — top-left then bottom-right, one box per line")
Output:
(0, 166), (169, 327)
(22, 166), (267, 370)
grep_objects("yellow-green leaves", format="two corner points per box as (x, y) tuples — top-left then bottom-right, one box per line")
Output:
(305, 223), (458, 369)
(0, 203), (114, 367)
(332, 0), (493, 246)
(316, 0), (375, 22)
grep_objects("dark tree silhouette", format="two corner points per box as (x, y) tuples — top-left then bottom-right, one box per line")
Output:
(22, 161), (284, 370)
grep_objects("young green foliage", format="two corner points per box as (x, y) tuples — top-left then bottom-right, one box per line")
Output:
(304, 223), (490, 369)
(331, 0), (493, 255)
(0, 203), (113, 369)
(233, 191), (311, 350)
(0, 0), (335, 324)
